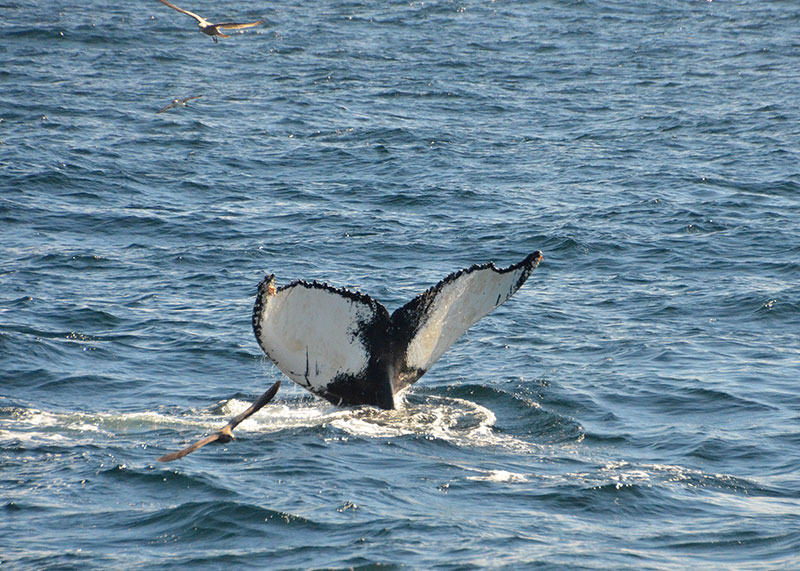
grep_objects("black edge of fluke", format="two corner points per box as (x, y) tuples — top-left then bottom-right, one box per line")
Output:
(252, 273), (276, 353)
(157, 380), (281, 462)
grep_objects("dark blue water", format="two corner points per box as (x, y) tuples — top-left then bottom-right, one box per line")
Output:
(2, 0), (800, 568)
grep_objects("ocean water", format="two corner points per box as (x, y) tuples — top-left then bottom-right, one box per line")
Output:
(2, 0), (800, 568)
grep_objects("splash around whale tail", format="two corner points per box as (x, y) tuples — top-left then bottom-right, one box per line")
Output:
(252, 252), (543, 410)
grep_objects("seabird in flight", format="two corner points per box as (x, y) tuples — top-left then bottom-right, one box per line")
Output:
(156, 0), (264, 43)
(158, 381), (281, 462)
(156, 94), (203, 114)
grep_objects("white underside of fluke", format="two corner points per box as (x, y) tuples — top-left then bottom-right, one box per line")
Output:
(254, 284), (380, 393)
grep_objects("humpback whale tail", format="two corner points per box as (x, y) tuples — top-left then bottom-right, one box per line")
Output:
(252, 251), (543, 410)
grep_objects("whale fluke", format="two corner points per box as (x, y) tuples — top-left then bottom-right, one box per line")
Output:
(157, 380), (281, 462)
(252, 252), (543, 410)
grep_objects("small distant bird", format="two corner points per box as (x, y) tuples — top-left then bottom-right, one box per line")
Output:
(157, 381), (281, 462)
(157, 94), (203, 114)
(156, 0), (264, 43)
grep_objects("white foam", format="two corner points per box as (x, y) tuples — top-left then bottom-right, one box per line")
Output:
(13, 408), (60, 428)
(210, 393), (532, 451)
(0, 406), (221, 449)
(0, 429), (70, 445)
(466, 470), (529, 483)
(1, 394), (537, 453)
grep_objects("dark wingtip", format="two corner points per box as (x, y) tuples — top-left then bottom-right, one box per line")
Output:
(157, 432), (222, 462)
(255, 380), (281, 408)
(157, 452), (177, 463)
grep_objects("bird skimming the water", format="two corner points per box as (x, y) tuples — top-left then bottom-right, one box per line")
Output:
(157, 94), (203, 114)
(158, 381), (281, 461)
(156, 0), (264, 43)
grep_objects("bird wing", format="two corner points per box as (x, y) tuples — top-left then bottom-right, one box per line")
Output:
(391, 252), (542, 386)
(226, 381), (281, 430)
(157, 432), (223, 462)
(216, 20), (264, 30)
(252, 276), (390, 399)
(182, 95), (203, 103)
(156, 102), (177, 114)
(156, 0), (207, 24)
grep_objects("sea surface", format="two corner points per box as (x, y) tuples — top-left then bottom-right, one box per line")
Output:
(2, 0), (800, 569)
